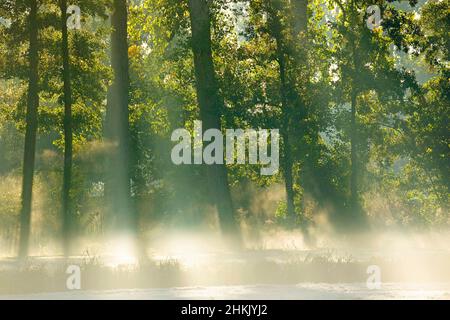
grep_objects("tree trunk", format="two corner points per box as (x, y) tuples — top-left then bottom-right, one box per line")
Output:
(347, 0), (368, 229)
(350, 89), (359, 220)
(282, 130), (296, 220)
(60, 0), (74, 256)
(278, 61), (296, 220)
(187, 0), (241, 246)
(270, 4), (296, 220)
(348, 6), (366, 227)
(18, 0), (39, 260)
(105, 0), (136, 234)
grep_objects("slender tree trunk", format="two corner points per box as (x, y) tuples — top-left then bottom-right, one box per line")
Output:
(350, 89), (358, 219)
(278, 61), (296, 220)
(18, 0), (39, 260)
(282, 132), (296, 220)
(348, 3), (365, 226)
(290, 0), (314, 243)
(105, 0), (136, 234)
(60, 0), (73, 256)
(270, 5), (296, 220)
(347, 0), (367, 229)
(187, 0), (241, 246)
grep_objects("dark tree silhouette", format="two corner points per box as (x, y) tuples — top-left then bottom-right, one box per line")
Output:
(18, 0), (39, 259)
(187, 0), (241, 246)
(60, 0), (74, 256)
(105, 0), (137, 235)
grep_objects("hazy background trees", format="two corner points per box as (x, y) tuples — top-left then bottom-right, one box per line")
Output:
(0, 0), (448, 257)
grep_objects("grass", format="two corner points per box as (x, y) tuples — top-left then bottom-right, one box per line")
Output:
(1, 249), (450, 295)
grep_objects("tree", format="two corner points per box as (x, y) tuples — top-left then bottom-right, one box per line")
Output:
(59, 0), (74, 256)
(328, 0), (420, 228)
(105, 0), (137, 235)
(267, 0), (296, 221)
(270, 0), (309, 223)
(247, 0), (311, 224)
(18, 0), (39, 259)
(187, 0), (241, 246)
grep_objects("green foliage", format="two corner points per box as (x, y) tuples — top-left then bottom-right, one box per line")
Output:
(0, 0), (448, 252)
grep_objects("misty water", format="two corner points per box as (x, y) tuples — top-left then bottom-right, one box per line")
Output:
(1, 230), (450, 300)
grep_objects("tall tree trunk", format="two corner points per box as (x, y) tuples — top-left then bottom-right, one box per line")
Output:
(60, 0), (73, 256)
(348, 6), (365, 227)
(105, 0), (136, 234)
(349, 88), (367, 229)
(187, 0), (241, 246)
(347, 1), (367, 231)
(270, 3), (296, 220)
(350, 89), (359, 220)
(291, 0), (309, 221)
(18, 0), (39, 259)
(278, 55), (296, 221)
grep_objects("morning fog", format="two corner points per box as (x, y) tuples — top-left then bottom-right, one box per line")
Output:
(171, 121), (279, 176)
